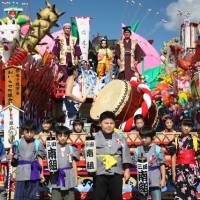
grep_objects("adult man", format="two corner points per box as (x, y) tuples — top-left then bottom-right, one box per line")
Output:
(115, 26), (143, 81)
(53, 23), (82, 80)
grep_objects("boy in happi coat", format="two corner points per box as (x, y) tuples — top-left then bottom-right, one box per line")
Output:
(172, 118), (200, 200)
(133, 127), (166, 200)
(12, 120), (46, 200)
(50, 125), (80, 200)
(37, 117), (56, 200)
(92, 111), (132, 200)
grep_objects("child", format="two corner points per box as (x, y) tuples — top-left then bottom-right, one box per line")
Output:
(50, 125), (80, 200)
(93, 111), (132, 200)
(132, 114), (145, 132)
(156, 108), (170, 132)
(172, 118), (200, 200)
(160, 116), (176, 192)
(133, 127), (166, 200)
(36, 117), (55, 144)
(162, 116), (176, 134)
(12, 120), (46, 200)
(37, 117), (55, 200)
(97, 38), (112, 79)
(72, 119), (84, 134)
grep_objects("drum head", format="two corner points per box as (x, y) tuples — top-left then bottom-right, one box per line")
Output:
(90, 80), (131, 120)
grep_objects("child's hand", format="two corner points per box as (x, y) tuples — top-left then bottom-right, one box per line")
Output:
(93, 95), (97, 101)
(80, 96), (87, 103)
(124, 169), (130, 183)
(7, 151), (13, 160)
(40, 174), (45, 183)
(160, 178), (166, 188)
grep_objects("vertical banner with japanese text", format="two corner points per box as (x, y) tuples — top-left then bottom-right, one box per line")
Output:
(46, 140), (58, 172)
(2, 105), (21, 148)
(137, 161), (149, 196)
(75, 17), (90, 61)
(5, 66), (21, 108)
(85, 140), (97, 173)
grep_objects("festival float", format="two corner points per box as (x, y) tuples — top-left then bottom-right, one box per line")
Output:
(0, 0), (200, 200)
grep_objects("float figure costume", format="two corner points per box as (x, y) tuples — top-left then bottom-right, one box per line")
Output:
(97, 47), (112, 78)
(53, 32), (81, 80)
(115, 26), (144, 81)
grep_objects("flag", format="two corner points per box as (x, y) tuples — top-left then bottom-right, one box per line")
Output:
(131, 21), (139, 32)
(70, 17), (79, 41)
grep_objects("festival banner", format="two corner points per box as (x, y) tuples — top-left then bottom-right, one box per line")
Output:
(0, 104), (23, 148)
(46, 139), (58, 172)
(85, 140), (97, 172)
(4, 66), (21, 108)
(71, 17), (90, 61)
(137, 160), (149, 196)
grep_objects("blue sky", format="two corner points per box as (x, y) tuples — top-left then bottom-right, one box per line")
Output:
(1, 0), (183, 50)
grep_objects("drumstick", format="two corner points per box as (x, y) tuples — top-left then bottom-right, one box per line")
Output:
(79, 85), (93, 107)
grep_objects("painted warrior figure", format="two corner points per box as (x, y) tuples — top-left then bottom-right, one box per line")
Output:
(53, 23), (82, 80)
(115, 26), (142, 81)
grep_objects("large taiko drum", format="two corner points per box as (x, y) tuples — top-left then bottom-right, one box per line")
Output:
(90, 79), (158, 128)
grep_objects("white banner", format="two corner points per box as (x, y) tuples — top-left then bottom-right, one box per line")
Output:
(85, 140), (97, 172)
(76, 17), (90, 61)
(137, 161), (149, 196)
(46, 140), (58, 172)
(2, 105), (21, 148)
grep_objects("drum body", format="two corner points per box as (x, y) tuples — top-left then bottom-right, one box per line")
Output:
(90, 80), (158, 128)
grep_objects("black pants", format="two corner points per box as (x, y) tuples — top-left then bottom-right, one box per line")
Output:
(93, 174), (123, 200)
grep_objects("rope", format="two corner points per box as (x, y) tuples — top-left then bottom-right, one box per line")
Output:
(120, 77), (152, 132)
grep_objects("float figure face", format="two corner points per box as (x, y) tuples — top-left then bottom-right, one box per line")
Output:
(0, 22), (20, 51)
(8, 10), (17, 19)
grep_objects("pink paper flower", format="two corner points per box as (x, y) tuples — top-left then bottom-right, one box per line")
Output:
(191, 190), (195, 196)
(181, 187), (186, 193)
(178, 175), (183, 182)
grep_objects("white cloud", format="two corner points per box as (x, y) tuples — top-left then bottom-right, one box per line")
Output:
(164, 0), (200, 31)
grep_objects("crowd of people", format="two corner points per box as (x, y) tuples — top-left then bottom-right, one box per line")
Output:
(0, 110), (199, 200)
(0, 20), (199, 200)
